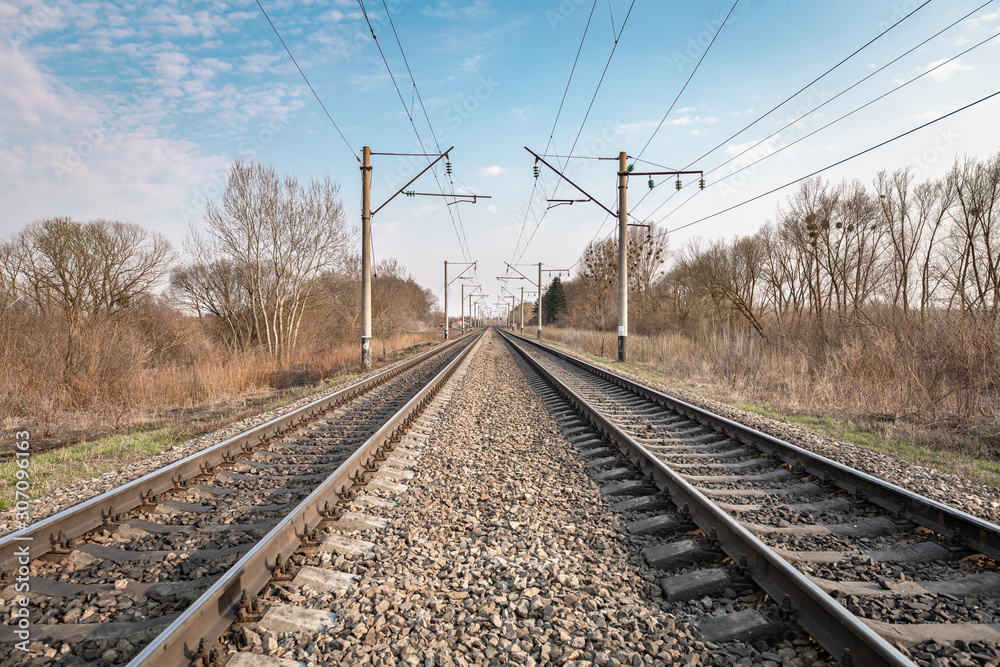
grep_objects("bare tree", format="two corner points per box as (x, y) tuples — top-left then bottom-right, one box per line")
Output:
(877, 168), (919, 311)
(197, 160), (354, 358)
(912, 176), (954, 318)
(15, 217), (172, 331)
(672, 238), (768, 338)
(0, 239), (22, 319)
(170, 251), (255, 351)
(944, 153), (1000, 319)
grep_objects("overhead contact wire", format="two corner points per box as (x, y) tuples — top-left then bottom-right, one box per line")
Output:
(254, 0), (359, 161)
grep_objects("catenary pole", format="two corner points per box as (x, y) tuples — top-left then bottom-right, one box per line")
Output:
(520, 286), (524, 333)
(617, 150), (628, 363)
(361, 146), (373, 369)
(537, 262), (543, 339)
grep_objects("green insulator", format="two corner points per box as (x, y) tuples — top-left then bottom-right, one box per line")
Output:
(648, 178), (654, 189)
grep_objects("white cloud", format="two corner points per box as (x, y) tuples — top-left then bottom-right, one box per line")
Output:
(0, 41), (228, 236)
(667, 115), (719, 126)
(723, 135), (783, 168)
(480, 165), (506, 176)
(966, 9), (1000, 25)
(423, 1), (493, 20)
(461, 54), (483, 72)
(618, 115), (718, 133)
(919, 58), (973, 82)
(0, 44), (90, 129)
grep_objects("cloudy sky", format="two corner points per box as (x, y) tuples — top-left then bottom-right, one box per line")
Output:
(2, 0), (999, 316)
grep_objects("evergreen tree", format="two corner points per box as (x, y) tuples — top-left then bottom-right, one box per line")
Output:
(543, 276), (567, 324)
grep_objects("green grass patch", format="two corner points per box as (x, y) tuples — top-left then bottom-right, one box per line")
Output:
(0, 426), (194, 510)
(734, 404), (1000, 488)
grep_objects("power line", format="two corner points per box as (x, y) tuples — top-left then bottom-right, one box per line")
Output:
(546, 0), (599, 158)
(705, 0), (995, 180)
(509, 0), (599, 271)
(648, 21), (1000, 223)
(357, 0), (474, 265)
(662, 89), (1000, 235)
(680, 0), (934, 170)
(254, 0), (359, 162)
(634, 0), (739, 161)
(626, 0), (738, 217)
(379, 0), (475, 267)
(560, 0), (636, 167)
(630, 0), (943, 223)
(514, 0), (637, 267)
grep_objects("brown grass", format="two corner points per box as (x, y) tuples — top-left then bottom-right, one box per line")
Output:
(0, 325), (439, 456)
(544, 319), (999, 454)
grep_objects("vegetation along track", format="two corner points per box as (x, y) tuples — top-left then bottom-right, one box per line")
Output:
(500, 329), (1000, 667)
(0, 330), (482, 666)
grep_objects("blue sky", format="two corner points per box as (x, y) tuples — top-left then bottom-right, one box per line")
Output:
(2, 0), (999, 318)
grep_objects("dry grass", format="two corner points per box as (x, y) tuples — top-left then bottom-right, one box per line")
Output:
(0, 329), (440, 455)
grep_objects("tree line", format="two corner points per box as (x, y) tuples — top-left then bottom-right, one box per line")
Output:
(549, 152), (1000, 420)
(0, 160), (436, 427)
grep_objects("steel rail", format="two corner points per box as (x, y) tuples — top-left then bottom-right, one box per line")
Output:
(130, 329), (483, 666)
(499, 330), (913, 666)
(505, 332), (1000, 561)
(0, 335), (470, 574)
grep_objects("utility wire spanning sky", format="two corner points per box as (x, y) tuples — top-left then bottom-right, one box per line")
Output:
(2, 0), (999, 317)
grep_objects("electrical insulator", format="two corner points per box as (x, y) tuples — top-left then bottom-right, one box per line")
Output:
(648, 178), (655, 190)
(533, 165), (539, 179)
(405, 190), (415, 197)
(699, 178), (706, 190)
(446, 161), (452, 175)
(626, 164), (634, 172)
(675, 178), (682, 190)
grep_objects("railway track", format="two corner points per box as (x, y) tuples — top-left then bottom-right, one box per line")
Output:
(0, 331), (482, 666)
(499, 329), (1000, 667)
(5, 327), (999, 666)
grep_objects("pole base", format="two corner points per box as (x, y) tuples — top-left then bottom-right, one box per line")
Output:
(361, 338), (372, 370)
(618, 335), (627, 363)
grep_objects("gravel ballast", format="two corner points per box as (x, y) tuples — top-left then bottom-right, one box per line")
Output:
(223, 331), (824, 666)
